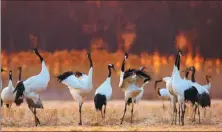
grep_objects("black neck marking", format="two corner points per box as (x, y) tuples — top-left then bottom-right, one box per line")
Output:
(108, 66), (112, 77)
(177, 54), (180, 70)
(191, 68), (196, 82)
(176, 52), (181, 70)
(121, 59), (125, 72)
(175, 50), (181, 70)
(88, 54), (93, 68)
(35, 50), (44, 62)
(18, 68), (22, 81)
(185, 70), (189, 79)
(9, 71), (12, 81)
(175, 51), (179, 67)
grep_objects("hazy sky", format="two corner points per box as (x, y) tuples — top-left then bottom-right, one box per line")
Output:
(2, 1), (222, 58)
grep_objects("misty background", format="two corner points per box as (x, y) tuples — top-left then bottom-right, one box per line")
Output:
(2, 1), (222, 58)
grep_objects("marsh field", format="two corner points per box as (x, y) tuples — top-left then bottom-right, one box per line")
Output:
(2, 50), (222, 131)
(1, 100), (222, 131)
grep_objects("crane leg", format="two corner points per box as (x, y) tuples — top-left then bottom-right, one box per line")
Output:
(99, 105), (104, 119)
(171, 100), (175, 125)
(192, 103), (197, 122)
(130, 103), (134, 124)
(174, 105), (177, 125)
(181, 103), (185, 126)
(79, 102), (83, 125)
(27, 99), (40, 126)
(178, 103), (180, 125)
(33, 107), (40, 126)
(162, 99), (165, 109)
(204, 108), (207, 117)
(197, 104), (201, 124)
(28, 105), (40, 126)
(104, 104), (106, 119)
(120, 102), (127, 124)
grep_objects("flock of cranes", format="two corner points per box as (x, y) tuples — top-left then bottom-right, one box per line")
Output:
(0, 48), (212, 127)
(154, 50), (211, 125)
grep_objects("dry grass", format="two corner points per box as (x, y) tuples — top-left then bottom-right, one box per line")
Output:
(2, 100), (222, 131)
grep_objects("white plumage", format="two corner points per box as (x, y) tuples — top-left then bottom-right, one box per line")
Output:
(155, 77), (175, 102)
(63, 68), (93, 104)
(61, 68), (93, 91)
(129, 72), (149, 104)
(119, 53), (151, 124)
(155, 78), (174, 98)
(132, 79), (149, 104)
(1, 71), (15, 108)
(1, 68), (6, 106)
(20, 60), (50, 105)
(154, 76), (177, 123)
(95, 78), (112, 101)
(155, 67), (191, 125)
(119, 71), (124, 88)
(94, 64), (115, 120)
(186, 67), (211, 95)
(202, 83), (211, 91)
(24, 61), (50, 93)
(14, 48), (50, 126)
(188, 81), (209, 94)
(171, 50), (192, 126)
(95, 64), (115, 100)
(124, 83), (142, 103)
(57, 52), (93, 125)
(159, 88), (171, 97)
(155, 50), (187, 125)
(121, 79), (149, 124)
(0, 68), (4, 92)
(162, 77), (172, 92)
(202, 75), (212, 91)
(172, 71), (191, 96)
(183, 66), (211, 123)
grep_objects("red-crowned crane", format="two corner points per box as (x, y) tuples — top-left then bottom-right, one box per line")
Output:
(94, 64), (115, 122)
(13, 48), (50, 126)
(57, 52), (93, 125)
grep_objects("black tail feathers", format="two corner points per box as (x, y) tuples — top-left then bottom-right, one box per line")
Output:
(198, 92), (211, 108)
(14, 81), (25, 106)
(6, 104), (10, 108)
(57, 71), (74, 82)
(184, 86), (198, 105)
(94, 94), (106, 111)
(126, 98), (136, 105)
(127, 98), (132, 105)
